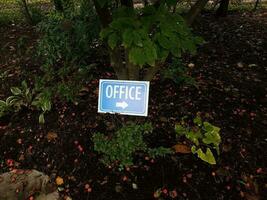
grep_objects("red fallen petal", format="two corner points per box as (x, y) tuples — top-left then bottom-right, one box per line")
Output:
(256, 168), (263, 174)
(162, 188), (168, 194)
(77, 145), (83, 152)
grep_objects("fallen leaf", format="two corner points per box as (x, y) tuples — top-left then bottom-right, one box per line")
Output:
(172, 144), (191, 154)
(244, 192), (260, 200)
(56, 176), (64, 186)
(46, 132), (58, 141)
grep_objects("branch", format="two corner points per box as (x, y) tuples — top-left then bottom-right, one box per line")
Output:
(143, 62), (164, 81)
(92, 0), (112, 28)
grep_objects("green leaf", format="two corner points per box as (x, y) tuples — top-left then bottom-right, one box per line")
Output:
(21, 80), (28, 90)
(10, 87), (22, 95)
(6, 96), (18, 105)
(143, 40), (157, 66)
(202, 122), (221, 146)
(195, 148), (216, 165)
(100, 28), (112, 39)
(193, 116), (202, 126)
(157, 33), (172, 49)
(185, 130), (202, 146)
(175, 124), (186, 136)
(132, 31), (143, 47)
(108, 33), (119, 49)
(122, 29), (134, 48)
(129, 47), (146, 66)
(39, 113), (45, 124)
(0, 100), (7, 107)
(41, 100), (51, 112)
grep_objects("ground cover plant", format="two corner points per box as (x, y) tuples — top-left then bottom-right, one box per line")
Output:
(0, 0), (267, 200)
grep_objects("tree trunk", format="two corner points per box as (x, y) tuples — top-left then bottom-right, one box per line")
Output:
(185, 0), (209, 25)
(53, 0), (63, 12)
(143, 62), (163, 81)
(216, 0), (230, 17)
(92, 0), (112, 28)
(20, 0), (33, 24)
(110, 48), (129, 80)
(254, 0), (260, 10)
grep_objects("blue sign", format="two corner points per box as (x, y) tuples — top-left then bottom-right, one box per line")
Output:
(98, 79), (150, 116)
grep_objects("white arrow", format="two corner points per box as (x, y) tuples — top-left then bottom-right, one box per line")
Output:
(116, 101), (128, 109)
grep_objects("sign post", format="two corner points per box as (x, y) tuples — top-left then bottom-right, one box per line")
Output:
(98, 79), (149, 116)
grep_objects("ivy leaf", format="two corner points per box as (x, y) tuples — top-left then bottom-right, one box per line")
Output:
(203, 122), (221, 146)
(175, 124), (186, 136)
(193, 116), (202, 126)
(195, 148), (216, 165)
(108, 33), (119, 49)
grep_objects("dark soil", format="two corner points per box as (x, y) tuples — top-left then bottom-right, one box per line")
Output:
(1, 9), (267, 200)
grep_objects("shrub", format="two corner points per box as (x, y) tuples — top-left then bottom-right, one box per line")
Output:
(93, 123), (172, 170)
(36, 0), (100, 102)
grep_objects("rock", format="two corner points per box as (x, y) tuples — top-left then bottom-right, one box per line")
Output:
(0, 169), (59, 200)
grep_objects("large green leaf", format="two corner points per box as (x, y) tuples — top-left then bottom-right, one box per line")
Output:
(108, 33), (119, 49)
(132, 31), (143, 47)
(122, 29), (134, 48)
(157, 33), (172, 49)
(143, 40), (157, 66)
(129, 47), (146, 66)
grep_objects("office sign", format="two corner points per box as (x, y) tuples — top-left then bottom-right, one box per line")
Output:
(98, 79), (149, 116)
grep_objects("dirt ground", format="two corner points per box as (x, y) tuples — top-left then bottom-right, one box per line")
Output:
(0, 8), (267, 200)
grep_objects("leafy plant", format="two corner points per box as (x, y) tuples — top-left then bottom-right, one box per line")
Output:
(32, 90), (52, 124)
(175, 115), (221, 164)
(0, 98), (13, 118)
(0, 81), (52, 124)
(0, 81), (32, 118)
(36, 1), (99, 102)
(93, 123), (172, 170)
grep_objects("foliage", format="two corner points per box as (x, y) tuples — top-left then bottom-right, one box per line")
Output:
(101, 5), (203, 67)
(36, 0), (100, 102)
(93, 123), (172, 170)
(175, 115), (221, 164)
(0, 81), (52, 124)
